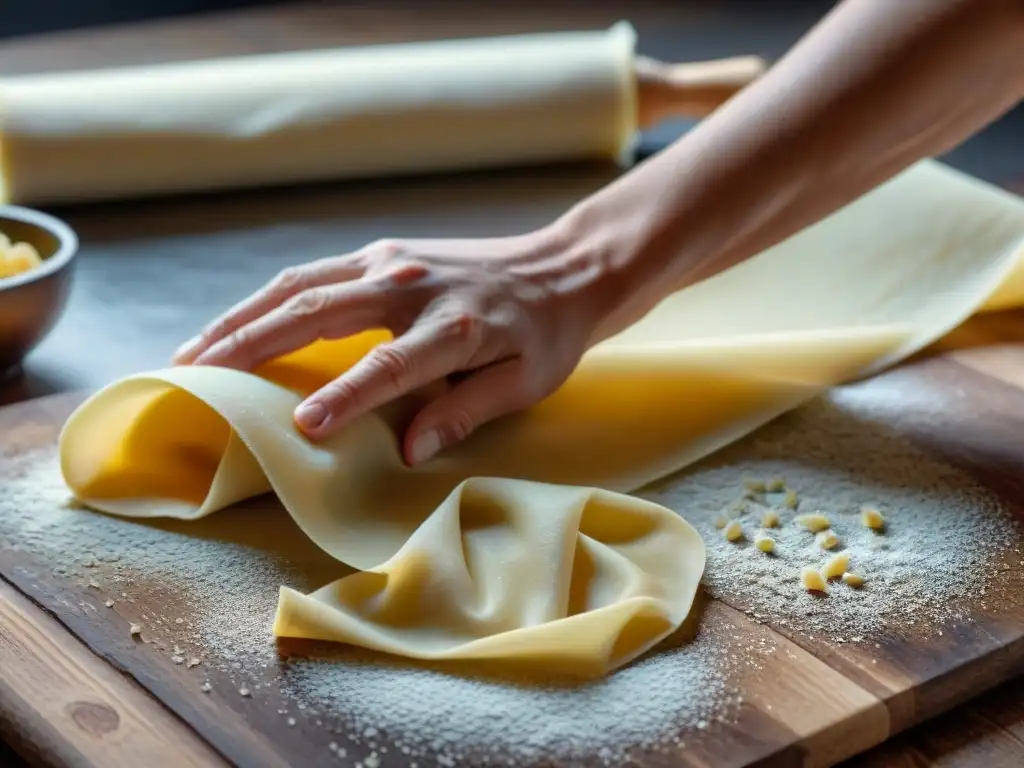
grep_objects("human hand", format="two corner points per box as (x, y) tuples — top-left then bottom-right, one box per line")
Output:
(172, 224), (620, 465)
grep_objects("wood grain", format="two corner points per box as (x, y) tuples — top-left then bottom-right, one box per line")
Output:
(7, 337), (1024, 767)
(0, 392), (894, 768)
(0, 573), (224, 767)
(0, 2), (1021, 766)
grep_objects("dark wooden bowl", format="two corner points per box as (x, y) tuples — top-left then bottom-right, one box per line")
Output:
(0, 206), (78, 380)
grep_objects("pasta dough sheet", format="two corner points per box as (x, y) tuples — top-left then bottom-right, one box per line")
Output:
(0, 23), (637, 206)
(59, 160), (1024, 678)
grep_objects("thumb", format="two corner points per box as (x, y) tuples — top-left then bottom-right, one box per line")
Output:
(403, 359), (537, 466)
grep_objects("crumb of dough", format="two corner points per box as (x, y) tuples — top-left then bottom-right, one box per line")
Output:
(238, 687), (251, 697)
(822, 552), (851, 580)
(842, 572), (866, 588)
(767, 477), (786, 492)
(287, 717), (297, 727)
(761, 509), (780, 528)
(742, 478), (766, 493)
(754, 534), (775, 553)
(201, 682), (212, 693)
(795, 513), (830, 532)
(800, 566), (827, 593)
(727, 498), (747, 513)
(0, 234), (43, 280)
(172, 655), (185, 665)
(861, 506), (886, 531)
(783, 489), (799, 509)
(714, 516), (728, 529)
(104, 600), (114, 608)
(129, 623), (142, 636)
(723, 520), (744, 542)
(187, 657), (202, 668)
(815, 530), (840, 550)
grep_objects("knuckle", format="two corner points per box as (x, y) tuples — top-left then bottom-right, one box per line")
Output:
(386, 261), (428, 285)
(367, 344), (414, 391)
(318, 376), (361, 409)
(200, 317), (232, 343)
(373, 238), (405, 259)
(216, 327), (248, 357)
(286, 288), (332, 317)
(442, 408), (476, 444)
(445, 311), (480, 344)
(270, 266), (305, 296)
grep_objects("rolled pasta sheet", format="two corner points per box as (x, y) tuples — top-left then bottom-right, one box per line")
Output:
(0, 23), (639, 206)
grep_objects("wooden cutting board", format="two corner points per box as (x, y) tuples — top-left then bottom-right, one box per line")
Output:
(3, 312), (1024, 768)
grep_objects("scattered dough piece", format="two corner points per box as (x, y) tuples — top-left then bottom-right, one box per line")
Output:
(842, 572), (866, 588)
(761, 509), (780, 528)
(728, 498), (748, 515)
(104, 600), (114, 608)
(754, 534), (775, 553)
(767, 477), (786, 492)
(724, 520), (744, 542)
(129, 623), (142, 636)
(172, 655), (185, 665)
(861, 506), (886, 531)
(742, 478), (766, 493)
(784, 489), (799, 509)
(815, 530), (840, 550)
(822, 552), (851, 580)
(201, 682), (212, 693)
(714, 516), (728, 529)
(238, 687), (251, 697)
(795, 513), (830, 532)
(801, 567), (827, 593)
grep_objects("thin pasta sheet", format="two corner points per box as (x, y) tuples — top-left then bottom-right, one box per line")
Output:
(59, 161), (1024, 678)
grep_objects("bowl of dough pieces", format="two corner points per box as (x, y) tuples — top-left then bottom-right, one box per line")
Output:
(0, 205), (78, 380)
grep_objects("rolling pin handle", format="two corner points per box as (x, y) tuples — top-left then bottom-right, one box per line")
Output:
(634, 54), (769, 128)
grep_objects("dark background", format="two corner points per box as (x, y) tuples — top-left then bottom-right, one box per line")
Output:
(0, 0), (280, 38)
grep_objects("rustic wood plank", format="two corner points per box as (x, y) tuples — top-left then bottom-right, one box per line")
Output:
(846, 679), (1024, 768)
(0, 3), (1019, 766)
(739, 354), (1024, 735)
(0, 392), (890, 768)
(0, 574), (224, 767)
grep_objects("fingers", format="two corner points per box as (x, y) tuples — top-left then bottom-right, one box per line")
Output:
(173, 257), (360, 364)
(402, 359), (540, 466)
(294, 312), (482, 438)
(189, 281), (386, 371)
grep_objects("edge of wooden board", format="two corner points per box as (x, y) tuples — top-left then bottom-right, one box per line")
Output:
(0, 574), (226, 768)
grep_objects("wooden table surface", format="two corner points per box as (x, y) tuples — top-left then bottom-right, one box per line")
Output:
(1, 2), (1024, 766)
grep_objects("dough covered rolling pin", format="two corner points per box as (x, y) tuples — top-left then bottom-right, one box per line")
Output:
(0, 22), (764, 206)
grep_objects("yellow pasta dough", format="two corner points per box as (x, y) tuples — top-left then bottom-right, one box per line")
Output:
(59, 160), (1024, 678)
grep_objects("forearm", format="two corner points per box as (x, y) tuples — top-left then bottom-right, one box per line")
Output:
(566, 0), (1024, 339)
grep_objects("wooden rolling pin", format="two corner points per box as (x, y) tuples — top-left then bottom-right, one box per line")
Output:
(0, 22), (766, 206)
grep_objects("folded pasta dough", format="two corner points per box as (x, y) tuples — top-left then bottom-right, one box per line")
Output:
(0, 23), (637, 206)
(58, 160), (1024, 677)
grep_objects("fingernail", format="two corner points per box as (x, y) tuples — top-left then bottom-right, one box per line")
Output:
(172, 336), (202, 364)
(410, 430), (442, 465)
(294, 401), (328, 431)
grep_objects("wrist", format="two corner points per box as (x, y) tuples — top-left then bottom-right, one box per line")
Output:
(548, 186), (686, 344)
